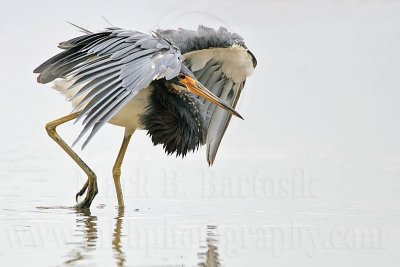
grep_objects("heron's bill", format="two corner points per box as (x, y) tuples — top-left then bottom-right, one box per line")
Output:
(179, 76), (243, 119)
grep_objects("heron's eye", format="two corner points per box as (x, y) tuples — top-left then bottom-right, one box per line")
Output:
(177, 73), (185, 80)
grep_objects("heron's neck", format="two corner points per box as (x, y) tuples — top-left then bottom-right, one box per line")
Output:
(140, 80), (206, 157)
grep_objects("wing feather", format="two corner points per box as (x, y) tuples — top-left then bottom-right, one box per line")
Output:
(71, 77), (121, 112)
(34, 27), (183, 148)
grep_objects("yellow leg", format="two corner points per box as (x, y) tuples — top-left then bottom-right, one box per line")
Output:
(45, 112), (98, 209)
(112, 129), (134, 207)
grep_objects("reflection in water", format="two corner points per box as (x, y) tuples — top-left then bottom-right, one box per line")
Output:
(61, 208), (221, 266)
(198, 225), (221, 267)
(63, 209), (98, 265)
(62, 207), (127, 266)
(112, 207), (126, 267)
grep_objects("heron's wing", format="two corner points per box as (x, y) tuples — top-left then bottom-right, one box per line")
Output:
(182, 45), (255, 165)
(34, 28), (182, 148)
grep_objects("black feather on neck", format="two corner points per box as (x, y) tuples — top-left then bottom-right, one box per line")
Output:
(140, 80), (206, 157)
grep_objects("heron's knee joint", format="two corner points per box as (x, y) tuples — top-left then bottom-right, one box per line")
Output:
(45, 122), (56, 135)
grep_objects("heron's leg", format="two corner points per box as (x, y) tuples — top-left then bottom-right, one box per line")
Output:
(45, 112), (98, 209)
(112, 128), (134, 207)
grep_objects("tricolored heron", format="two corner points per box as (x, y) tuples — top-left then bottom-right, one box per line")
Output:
(34, 24), (257, 208)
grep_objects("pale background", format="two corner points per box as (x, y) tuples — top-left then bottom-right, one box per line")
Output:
(0, 0), (399, 266)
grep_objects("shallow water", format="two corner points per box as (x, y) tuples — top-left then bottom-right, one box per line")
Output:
(1, 0), (400, 266)
(1, 148), (399, 266)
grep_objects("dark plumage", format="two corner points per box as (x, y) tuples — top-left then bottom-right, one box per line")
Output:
(140, 80), (206, 157)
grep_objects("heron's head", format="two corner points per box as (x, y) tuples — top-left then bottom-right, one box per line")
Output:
(166, 66), (243, 119)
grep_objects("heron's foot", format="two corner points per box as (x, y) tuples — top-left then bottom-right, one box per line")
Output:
(74, 179), (98, 209)
(75, 180), (89, 203)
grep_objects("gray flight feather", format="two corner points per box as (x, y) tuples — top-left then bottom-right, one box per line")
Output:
(34, 26), (184, 148)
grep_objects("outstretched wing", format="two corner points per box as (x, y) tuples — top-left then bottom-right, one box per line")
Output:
(34, 27), (183, 148)
(159, 26), (257, 165)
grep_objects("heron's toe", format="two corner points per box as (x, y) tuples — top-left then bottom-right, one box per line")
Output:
(74, 183), (98, 209)
(75, 181), (89, 203)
